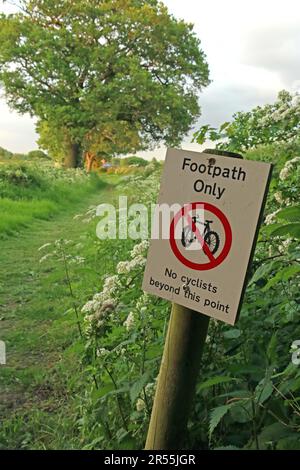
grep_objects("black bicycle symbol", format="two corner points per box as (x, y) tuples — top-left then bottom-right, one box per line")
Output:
(181, 216), (220, 255)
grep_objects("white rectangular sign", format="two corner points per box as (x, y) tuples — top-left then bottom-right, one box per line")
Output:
(142, 148), (272, 325)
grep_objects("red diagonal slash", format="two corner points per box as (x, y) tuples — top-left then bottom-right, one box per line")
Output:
(184, 212), (216, 263)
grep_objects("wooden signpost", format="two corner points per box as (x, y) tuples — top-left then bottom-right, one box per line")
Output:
(143, 148), (272, 450)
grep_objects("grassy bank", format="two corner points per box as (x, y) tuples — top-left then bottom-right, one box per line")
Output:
(0, 163), (106, 237)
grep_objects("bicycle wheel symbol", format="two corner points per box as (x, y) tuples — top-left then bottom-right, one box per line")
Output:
(181, 221), (220, 255)
(170, 202), (232, 271)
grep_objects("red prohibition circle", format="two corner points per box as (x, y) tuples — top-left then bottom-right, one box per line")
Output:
(169, 202), (232, 271)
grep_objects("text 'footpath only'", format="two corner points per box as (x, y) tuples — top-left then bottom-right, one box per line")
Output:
(142, 148), (272, 325)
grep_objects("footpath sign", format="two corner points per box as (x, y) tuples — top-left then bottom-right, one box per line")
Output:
(143, 148), (272, 325)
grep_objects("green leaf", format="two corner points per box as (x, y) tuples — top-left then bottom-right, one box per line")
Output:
(276, 206), (300, 222)
(92, 383), (115, 401)
(258, 422), (291, 448)
(229, 401), (252, 423)
(262, 264), (300, 291)
(270, 223), (300, 238)
(219, 121), (230, 132)
(255, 379), (273, 404)
(277, 435), (300, 450)
(129, 372), (150, 404)
(198, 375), (239, 392)
(217, 389), (252, 400)
(223, 328), (241, 339)
(267, 333), (277, 363)
(209, 403), (235, 439)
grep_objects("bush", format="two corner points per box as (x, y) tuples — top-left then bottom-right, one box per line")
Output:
(121, 156), (148, 167)
(27, 150), (50, 160)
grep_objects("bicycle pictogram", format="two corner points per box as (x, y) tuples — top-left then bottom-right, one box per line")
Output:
(181, 216), (220, 255)
(170, 202), (232, 271)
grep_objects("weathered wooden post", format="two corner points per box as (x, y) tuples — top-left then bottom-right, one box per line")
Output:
(145, 149), (243, 450)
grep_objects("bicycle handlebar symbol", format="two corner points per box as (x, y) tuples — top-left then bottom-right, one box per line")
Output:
(181, 216), (220, 255)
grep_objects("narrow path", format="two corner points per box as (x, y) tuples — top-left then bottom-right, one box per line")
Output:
(0, 183), (117, 448)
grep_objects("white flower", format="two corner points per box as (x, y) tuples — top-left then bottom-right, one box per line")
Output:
(38, 242), (52, 252)
(279, 166), (290, 181)
(136, 398), (145, 412)
(117, 255), (146, 274)
(289, 156), (300, 165)
(279, 157), (300, 181)
(274, 192), (283, 204)
(93, 292), (106, 303)
(145, 382), (156, 398)
(97, 348), (109, 357)
(124, 311), (135, 331)
(70, 256), (85, 264)
(129, 255), (147, 270)
(84, 314), (95, 323)
(103, 275), (119, 292)
(265, 209), (280, 225)
(81, 300), (98, 314)
(117, 261), (131, 274)
(278, 238), (293, 253)
(130, 240), (149, 258)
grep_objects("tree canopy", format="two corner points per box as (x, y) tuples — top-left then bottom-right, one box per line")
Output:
(0, 0), (210, 167)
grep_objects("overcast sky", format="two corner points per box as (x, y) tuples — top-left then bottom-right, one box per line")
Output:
(0, 0), (299, 158)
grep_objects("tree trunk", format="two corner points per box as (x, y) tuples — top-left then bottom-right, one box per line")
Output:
(85, 152), (95, 172)
(64, 142), (81, 168)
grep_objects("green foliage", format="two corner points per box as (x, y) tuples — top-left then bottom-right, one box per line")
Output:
(0, 0), (210, 165)
(0, 146), (13, 160)
(1, 144), (300, 450)
(27, 150), (50, 160)
(120, 156), (148, 167)
(209, 404), (236, 439)
(0, 162), (105, 236)
(193, 90), (300, 153)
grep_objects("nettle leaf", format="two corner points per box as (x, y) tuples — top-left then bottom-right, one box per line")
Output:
(209, 403), (236, 439)
(258, 422), (291, 448)
(270, 223), (300, 238)
(92, 383), (114, 401)
(262, 264), (300, 291)
(276, 205), (300, 222)
(267, 333), (278, 363)
(263, 222), (282, 236)
(197, 375), (239, 392)
(229, 401), (252, 423)
(255, 379), (273, 404)
(223, 328), (241, 339)
(129, 372), (150, 404)
(217, 389), (252, 400)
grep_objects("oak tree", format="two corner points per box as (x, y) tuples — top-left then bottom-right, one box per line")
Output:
(0, 0), (210, 167)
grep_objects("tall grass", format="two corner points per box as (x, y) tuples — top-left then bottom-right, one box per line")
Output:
(0, 163), (106, 236)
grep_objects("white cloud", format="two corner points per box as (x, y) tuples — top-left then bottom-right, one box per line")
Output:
(0, 102), (38, 153)
(0, 0), (299, 157)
